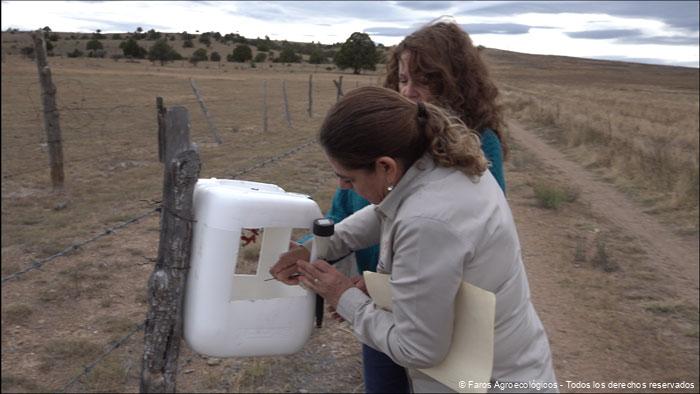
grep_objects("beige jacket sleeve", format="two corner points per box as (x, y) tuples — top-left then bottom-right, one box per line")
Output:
(303, 204), (382, 261)
(337, 216), (471, 369)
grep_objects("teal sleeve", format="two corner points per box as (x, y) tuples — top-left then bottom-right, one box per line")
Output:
(480, 129), (506, 194)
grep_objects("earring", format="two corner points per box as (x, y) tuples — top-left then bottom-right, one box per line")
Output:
(387, 185), (393, 192)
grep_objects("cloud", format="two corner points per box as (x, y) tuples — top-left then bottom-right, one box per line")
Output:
(363, 26), (416, 37)
(566, 29), (640, 39)
(365, 22), (530, 38)
(461, 23), (530, 35)
(566, 28), (699, 46)
(65, 16), (170, 33)
(230, 1), (411, 24)
(395, 1), (454, 11)
(618, 35), (699, 46)
(459, 1), (699, 32)
(589, 55), (698, 68)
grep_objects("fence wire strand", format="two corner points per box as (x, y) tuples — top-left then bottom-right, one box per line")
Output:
(57, 321), (146, 393)
(1, 208), (158, 285)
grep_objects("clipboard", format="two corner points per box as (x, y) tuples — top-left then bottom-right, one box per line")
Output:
(363, 271), (496, 393)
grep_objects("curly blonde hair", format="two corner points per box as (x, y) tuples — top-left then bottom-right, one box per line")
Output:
(384, 21), (508, 158)
(319, 87), (488, 178)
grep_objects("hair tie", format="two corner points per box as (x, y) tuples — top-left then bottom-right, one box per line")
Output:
(416, 101), (429, 128)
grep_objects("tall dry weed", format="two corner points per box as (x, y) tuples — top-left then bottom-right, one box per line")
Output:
(501, 85), (699, 215)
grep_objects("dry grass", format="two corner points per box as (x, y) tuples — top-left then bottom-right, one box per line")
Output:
(489, 51), (699, 233)
(2, 32), (698, 392)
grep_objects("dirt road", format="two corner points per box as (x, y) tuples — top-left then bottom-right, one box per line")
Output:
(505, 120), (699, 391)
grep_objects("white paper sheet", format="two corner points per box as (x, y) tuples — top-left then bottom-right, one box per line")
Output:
(363, 271), (496, 393)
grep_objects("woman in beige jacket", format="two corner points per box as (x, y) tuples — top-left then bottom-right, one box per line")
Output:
(270, 86), (557, 393)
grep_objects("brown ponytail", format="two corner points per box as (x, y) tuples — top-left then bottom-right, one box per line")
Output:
(320, 87), (488, 178)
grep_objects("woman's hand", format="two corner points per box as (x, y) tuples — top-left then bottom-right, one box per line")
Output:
(269, 242), (310, 285)
(328, 276), (367, 322)
(296, 259), (354, 308)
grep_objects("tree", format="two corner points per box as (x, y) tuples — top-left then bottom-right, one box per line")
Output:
(198, 33), (211, 47)
(256, 40), (270, 52)
(120, 38), (147, 58)
(145, 29), (161, 40)
(254, 52), (267, 63)
(210, 51), (221, 62)
(277, 46), (301, 63)
(67, 48), (84, 58)
(334, 32), (379, 74)
(308, 48), (326, 64)
(92, 29), (105, 39)
(230, 44), (252, 62)
(190, 48), (208, 65)
(86, 39), (103, 51)
(148, 39), (180, 65)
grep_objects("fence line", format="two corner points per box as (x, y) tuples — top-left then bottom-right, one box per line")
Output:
(224, 137), (317, 179)
(57, 321), (146, 393)
(2, 137), (318, 285)
(1, 208), (158, 285)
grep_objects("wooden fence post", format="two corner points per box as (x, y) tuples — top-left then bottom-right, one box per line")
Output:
(307, 74), (313, 118)
(141, 106), (201, 393)
(262, 80), (268, 133)
(156, 97), (166, 163)
(32, 30), (65, 191)
(333, 75), (344, 102)
(282, 80), (292, 128)
(190, 78), (222, 144)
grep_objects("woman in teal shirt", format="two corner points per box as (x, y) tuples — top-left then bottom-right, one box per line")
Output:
(282, 21), (508, 393)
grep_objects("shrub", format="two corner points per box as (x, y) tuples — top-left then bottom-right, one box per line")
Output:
(48, 33), (60, 42)
(276, 46), (301, 63)
(20, 46), (34, 59)
(87, 49), (106, 58)
(189, 48), (208, 65)
(309, 48), (326, 64)
(532, 182), (578, 210)
(256, 41), (270, 52)
(119, 38), (147, 58)
(210, 51), (221, 62)
(67, 48), (84, 58)
(230, 44), (252, 62)
(199, 34), (211, 47)
(148, 39), (180, 65)
(183, 39), (194, 48)
(86, 39), (103, 51)
(112, 33), (122, 40)
(254, 52), (267, 62)
(145, 29), (160, 40)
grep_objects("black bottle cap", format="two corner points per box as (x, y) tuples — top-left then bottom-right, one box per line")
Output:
(312, 218), (334, 237)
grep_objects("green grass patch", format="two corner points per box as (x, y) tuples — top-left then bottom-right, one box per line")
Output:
(532, 181), (579, 210)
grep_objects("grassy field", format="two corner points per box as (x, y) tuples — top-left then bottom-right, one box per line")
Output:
(2, 31), (698, 392)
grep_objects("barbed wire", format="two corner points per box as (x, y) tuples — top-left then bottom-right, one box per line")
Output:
(2, 137), (318, 285)
(57, 321), (146, 393)
(224, 137), (317, 179)
(1, 208), (158, 285)
(1, 147), (158, 180)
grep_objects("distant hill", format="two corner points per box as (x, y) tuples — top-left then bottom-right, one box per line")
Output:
(0, 29), (390, 65)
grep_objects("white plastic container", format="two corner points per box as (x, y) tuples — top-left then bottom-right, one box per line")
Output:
(184, 178), (322, 357)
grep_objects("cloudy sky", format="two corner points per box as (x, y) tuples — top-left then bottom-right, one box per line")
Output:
(2, 1), (698, 67)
